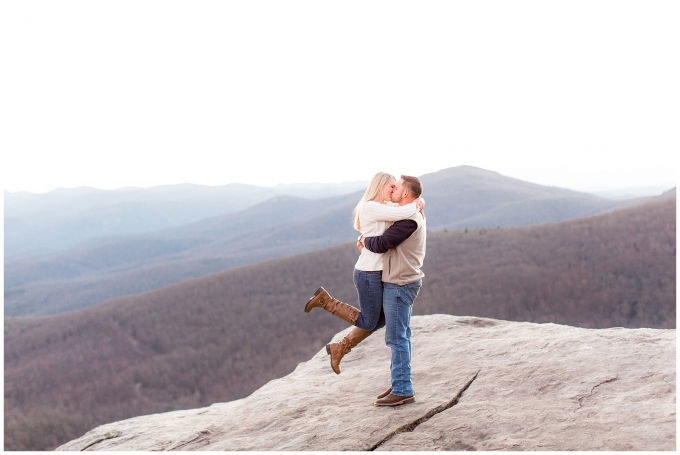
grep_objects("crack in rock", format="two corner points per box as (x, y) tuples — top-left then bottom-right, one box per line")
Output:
(367, 370), (480, 451)
(78, 430), (122, 451)
(577, 375), (618, 408)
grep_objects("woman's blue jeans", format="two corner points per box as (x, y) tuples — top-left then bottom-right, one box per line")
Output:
(353, 269), (386, 332)
(383, 280), (421, 397)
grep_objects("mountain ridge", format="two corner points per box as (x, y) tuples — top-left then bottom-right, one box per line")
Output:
(4, 181), (368, 260)
(6, 166), (670, 317)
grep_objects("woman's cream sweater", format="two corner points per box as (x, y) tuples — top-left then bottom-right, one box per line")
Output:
(354, 200), (419, 271)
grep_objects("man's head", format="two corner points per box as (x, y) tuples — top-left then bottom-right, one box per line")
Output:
(391, 175), (423, 205)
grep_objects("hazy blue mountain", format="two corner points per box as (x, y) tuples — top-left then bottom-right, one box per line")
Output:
(4, 181), (367, 261)
(5, 194), (357, 288)
(4, 166), (673, 317)
(4, 193), (360, 315)
(592, 185), (676, 200)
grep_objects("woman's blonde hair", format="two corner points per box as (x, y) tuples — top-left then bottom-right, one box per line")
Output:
(352, 172), (395, 231)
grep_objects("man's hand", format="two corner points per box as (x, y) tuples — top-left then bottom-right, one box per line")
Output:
(357, 235), (364, 253)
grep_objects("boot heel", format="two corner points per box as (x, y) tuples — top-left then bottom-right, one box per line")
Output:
(325, 344), (331, 355)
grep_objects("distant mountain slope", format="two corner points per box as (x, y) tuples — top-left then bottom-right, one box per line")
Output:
(4, 181), (367, 260)
(4, 194), (359, 316)
(4, 166), (671, 317)
(419, 166), (621, 229)
(4, 197), (675, 450)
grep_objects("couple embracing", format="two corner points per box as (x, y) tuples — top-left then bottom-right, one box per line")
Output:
(305, 172), (426, 407)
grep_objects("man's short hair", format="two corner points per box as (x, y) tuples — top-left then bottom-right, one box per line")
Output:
(400, 175), (423, 198)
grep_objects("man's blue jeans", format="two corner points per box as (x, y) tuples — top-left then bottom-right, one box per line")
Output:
(353, 269), (386, 332)
(383, 280), (421, 397)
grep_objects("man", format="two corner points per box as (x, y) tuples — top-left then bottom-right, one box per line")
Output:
(359, 175), (426, 407)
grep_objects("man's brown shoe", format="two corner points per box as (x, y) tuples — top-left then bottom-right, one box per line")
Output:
(377, 387), (392, 399)
(304, 287), (360, 325)
(374, 393), (415, 407)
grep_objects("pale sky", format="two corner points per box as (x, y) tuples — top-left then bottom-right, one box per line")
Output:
(1, 1), (678, 194)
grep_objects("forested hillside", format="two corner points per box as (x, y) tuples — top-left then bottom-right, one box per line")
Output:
(4, 197), (675, 451)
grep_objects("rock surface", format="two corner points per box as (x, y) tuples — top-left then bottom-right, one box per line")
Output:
(58, 315), (676, 451)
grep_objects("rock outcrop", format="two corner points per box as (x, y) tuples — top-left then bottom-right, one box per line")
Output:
(58, 315), (676, 451)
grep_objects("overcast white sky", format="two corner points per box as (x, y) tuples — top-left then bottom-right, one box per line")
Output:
(1, 1), (678, 194)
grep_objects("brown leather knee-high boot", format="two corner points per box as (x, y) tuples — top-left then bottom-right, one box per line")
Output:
(305, 287), (372, 373)
(325, 327), (372, 374)
(304, 287), (360, 325)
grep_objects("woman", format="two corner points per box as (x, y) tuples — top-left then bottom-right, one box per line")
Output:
(304, 172), (424, 374)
